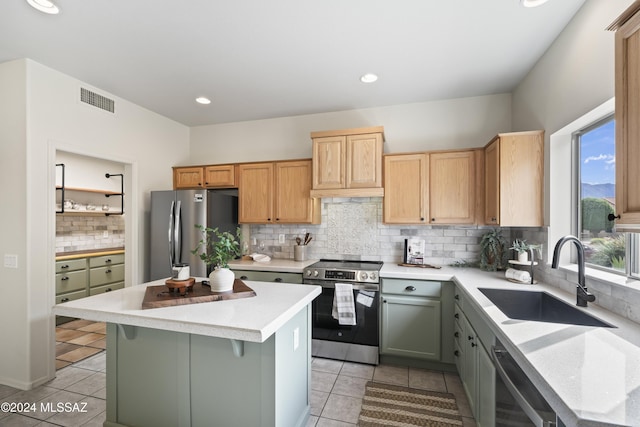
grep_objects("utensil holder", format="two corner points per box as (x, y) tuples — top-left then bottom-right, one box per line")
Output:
(294, 245), (307, 261)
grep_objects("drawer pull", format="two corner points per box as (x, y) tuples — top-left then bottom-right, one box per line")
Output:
(105, 259), (112, 263)
(274, 278), (283, 282)
(105, 269), (112, 274)
(106, 288), (112, 292)
(61, 264), (69, 269)
(471, 342), (477, 348)
(61, 276), (69, 281)
(61, 297), (70, 302)
(240, 276), (248, 280)
(468, 335), (474, 341)
(405, 286), (416, 292)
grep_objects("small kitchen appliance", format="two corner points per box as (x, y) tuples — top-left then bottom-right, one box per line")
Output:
(303, 259), (383, 365)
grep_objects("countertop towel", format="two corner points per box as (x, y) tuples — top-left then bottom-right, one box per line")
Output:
(505, 268), (531, 283)
(332, 283), (356, 326)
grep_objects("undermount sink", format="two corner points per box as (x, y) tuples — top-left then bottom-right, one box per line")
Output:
(478, 288), (614, 328)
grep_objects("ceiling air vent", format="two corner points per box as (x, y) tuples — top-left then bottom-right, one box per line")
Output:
(80, 87), (115, 113)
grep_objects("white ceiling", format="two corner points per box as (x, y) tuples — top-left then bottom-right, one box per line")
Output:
(0, 0), (586, 127)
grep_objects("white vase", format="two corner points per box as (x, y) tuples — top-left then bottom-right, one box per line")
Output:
(209, 267), (235, 292)
(518, 251), (529, 263)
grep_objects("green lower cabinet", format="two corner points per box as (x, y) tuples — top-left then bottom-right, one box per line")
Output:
(381, 295), (441, 360)
(476, 340), (496, 427)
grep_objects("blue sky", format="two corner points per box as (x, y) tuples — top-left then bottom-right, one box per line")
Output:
(581, 119), (615, 185)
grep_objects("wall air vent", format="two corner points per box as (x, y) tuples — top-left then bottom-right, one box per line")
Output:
(80, 87), (115, 113)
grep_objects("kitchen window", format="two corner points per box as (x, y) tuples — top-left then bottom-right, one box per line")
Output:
(573, 115), (640, 278)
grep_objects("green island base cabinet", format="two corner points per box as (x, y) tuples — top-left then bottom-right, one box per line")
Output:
(453, 286), (495, 427)
(103, 307), (310, 427)
(379, 278), (455, 371)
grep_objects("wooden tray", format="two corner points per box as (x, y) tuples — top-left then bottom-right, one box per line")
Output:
(397, 263), (441, 269)
(141, 279), (256, 309)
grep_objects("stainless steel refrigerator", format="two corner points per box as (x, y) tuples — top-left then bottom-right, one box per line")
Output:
(148, 189), (238, 281)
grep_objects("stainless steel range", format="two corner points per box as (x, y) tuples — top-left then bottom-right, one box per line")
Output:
(303, 259), (382, 365)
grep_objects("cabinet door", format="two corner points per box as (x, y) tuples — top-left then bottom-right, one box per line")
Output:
(615, 12), (640, 226)
(274, 160), (318, 224)
(238, 163), (274, 223)
(430, 151), (475, 224)
(312, 136), (346, 189)
(174, 167), (204, 189)
(484, 138), (500, 225)
(204, 165), (236, 188)
(383, 154), (428, 224)
(461, 314), (477, 417)
(476, 343), (496, 427)
(496, 132), (544, 226)
(346, 133), (383, 189)
(381, 295), (441, 360)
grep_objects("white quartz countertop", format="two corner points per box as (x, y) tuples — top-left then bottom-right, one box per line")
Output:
(228, 258), (318, 273)
(381, 263), (640, 427)
(53, 279), (321, 343)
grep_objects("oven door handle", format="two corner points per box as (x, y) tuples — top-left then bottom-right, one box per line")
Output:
(492, 347), (555, 427)
(302, 281), (379, 292)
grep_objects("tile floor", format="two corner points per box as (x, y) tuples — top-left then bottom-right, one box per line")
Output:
(55, 320), (106, 370)
(1, 353), (477, 427)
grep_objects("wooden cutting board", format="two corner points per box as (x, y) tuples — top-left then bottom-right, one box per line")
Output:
(141, 279), (256, 309)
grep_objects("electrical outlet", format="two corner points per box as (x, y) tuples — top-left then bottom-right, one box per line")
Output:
(278, 234), (285, 244)
(293, 327), (299, 351)
(103, 230), (109, 238)
(4, 254), (18, 269)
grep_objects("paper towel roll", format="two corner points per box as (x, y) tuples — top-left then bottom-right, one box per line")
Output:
(505, 268), (531, 283)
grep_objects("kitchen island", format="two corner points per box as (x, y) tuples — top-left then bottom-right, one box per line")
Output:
(53, 279), (321, 427)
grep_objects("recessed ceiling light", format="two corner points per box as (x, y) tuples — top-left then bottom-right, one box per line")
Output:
(360, 73), (378, 83)
(26, 0), (60, 14)
(195, 97), (211, 105)
(520, 0), (549, 7)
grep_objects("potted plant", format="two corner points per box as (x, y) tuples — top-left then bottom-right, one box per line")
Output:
(510, 239), (541, 263)
(191, 225), (241, 292)
(479, 229), (508, 271)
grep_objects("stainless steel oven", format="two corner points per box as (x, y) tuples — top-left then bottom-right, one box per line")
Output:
(303, 260), (382, 365)
(493, 340), (560, 427)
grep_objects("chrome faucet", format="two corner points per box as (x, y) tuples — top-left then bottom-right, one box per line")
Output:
(551, 235), (596, 307)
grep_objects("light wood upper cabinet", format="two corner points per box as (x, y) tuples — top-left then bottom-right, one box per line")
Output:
(173, 167), (204, 189)
(430, 151), (476, 224)
(238, 163), (274, 223)
(204, 165), (236, 188)
(311, 126), (384, 197)
(239, 160), (320, 224)
(274, 161), (320, 224)
(484, 131), (544, 227)
(383, 153), (428, 224)
(173, 165), (236, 189)
(611, 4), (640, 229)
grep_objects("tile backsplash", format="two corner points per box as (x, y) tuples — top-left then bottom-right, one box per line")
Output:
(56, 215), (125, 253)
(249, 197), (511, 266)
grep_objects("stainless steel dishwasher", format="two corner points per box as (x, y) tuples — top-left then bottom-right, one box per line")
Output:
(492, 339), (562, 427)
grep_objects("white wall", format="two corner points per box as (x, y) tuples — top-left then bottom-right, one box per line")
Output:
(0, 58), (190, 389)
(0, 59), (29, 389)
(189, 94), (512, 164)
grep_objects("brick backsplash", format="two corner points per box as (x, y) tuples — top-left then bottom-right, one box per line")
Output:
(249, 197), (513, 266)
(56, 215), (125, 253)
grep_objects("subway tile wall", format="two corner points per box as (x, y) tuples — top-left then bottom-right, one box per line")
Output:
(249, 197), (512, 266)
(56, 215), (125, 253)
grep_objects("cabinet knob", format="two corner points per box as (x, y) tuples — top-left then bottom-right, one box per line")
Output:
(454, 313), (459, 319)
(431, 218), (435, 222)
(240, 276), (248, 280)
(454, 332), (460, 338)
(491, 217), (497, 222)
(608, 213), (621, 221)
(454, 294), (459, 300)
(405, 286), (416, 292)
(61, 264), (69, 269)
(205, 182), (209, 185)
(383, 299), (387, 303)
(61, 298), (70, 302)
(105, 269), (112, 274)
(267, 218), (271, 222)
(275, 218), (280, 221)
(420, 217), (425, 221)
(454, 350), (460, 357)
(61, 276), (69, 281)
